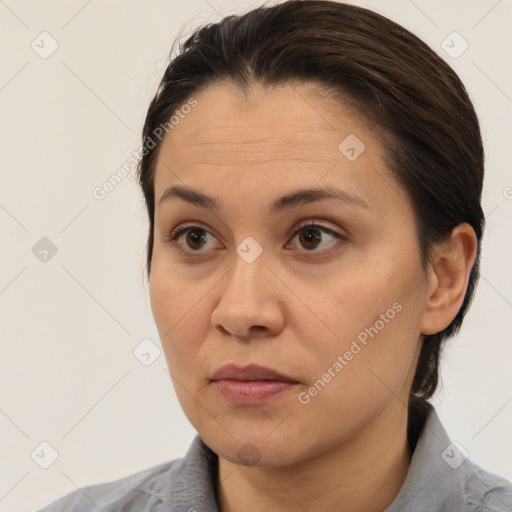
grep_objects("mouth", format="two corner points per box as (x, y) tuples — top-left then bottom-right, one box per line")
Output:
(210, 364), (300, 406)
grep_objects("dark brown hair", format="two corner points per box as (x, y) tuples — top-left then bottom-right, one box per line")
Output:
(137, 0), (484, 437)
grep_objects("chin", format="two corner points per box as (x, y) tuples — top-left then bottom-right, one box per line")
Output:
(198, 425), (313, 468)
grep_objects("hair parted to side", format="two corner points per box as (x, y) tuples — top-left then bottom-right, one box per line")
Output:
(137, 0), (485, 434)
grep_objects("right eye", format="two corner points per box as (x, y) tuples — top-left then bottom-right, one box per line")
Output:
(164, 224), (220, 253)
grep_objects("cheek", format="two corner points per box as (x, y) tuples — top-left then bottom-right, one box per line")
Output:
(294, 304), (422, 434)
(149, 266), (175, 340)
(149, 261), (218, 381)
(302, 251), (425, 378)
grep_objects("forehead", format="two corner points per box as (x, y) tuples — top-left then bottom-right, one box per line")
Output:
(152, 82), (409, 217)
(160, 83), (371, 161)
(171, 83), (372, 157)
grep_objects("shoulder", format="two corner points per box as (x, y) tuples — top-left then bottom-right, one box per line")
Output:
(36, 458), (178, 511)
(450, 458), (512, 512)
(389, 404), (512, 512)
(36, 436), (218, 512)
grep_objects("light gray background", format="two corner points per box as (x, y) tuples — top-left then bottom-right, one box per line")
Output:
(1, 1), (511, 511)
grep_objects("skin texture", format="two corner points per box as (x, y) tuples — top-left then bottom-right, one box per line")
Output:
(149, 82), (477, 512)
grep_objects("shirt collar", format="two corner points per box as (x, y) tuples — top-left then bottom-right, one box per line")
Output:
(150, 403), (473, 511)
(385, 402), (462, 511)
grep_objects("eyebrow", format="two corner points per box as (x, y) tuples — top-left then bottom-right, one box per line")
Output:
(158, 184), (371, 213)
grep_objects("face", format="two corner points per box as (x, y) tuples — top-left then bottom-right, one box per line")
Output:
(149, 82), (430, 467)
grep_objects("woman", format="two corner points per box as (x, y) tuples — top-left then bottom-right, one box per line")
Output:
(39, 1), (512, 510)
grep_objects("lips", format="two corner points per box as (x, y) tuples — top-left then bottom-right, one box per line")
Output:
(211, 363), (297, 382)
(210, 364), (299, 405)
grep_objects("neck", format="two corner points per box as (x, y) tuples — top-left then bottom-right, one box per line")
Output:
(217, 403), (412, 512)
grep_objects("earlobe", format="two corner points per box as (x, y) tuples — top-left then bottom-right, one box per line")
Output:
(420, 223), (478, 336)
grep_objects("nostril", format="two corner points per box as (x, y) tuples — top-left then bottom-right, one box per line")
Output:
(216, 325), (229, 335)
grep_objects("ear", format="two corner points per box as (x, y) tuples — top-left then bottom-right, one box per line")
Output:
(420, 223), (478, 335)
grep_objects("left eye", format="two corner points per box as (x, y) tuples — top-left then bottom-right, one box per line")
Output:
(166, 222), (345, 253)
(288, 222), (344, 252)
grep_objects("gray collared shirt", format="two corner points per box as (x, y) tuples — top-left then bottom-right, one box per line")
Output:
(38, 404), (512, 511)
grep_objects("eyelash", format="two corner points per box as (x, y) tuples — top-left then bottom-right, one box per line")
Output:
(164, 220), (348, 256)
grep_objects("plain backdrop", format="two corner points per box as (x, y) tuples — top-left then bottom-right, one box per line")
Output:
(1, 0), (511, 510)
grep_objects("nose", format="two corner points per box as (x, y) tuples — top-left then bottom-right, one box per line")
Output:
(211, 249), (285, 340)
